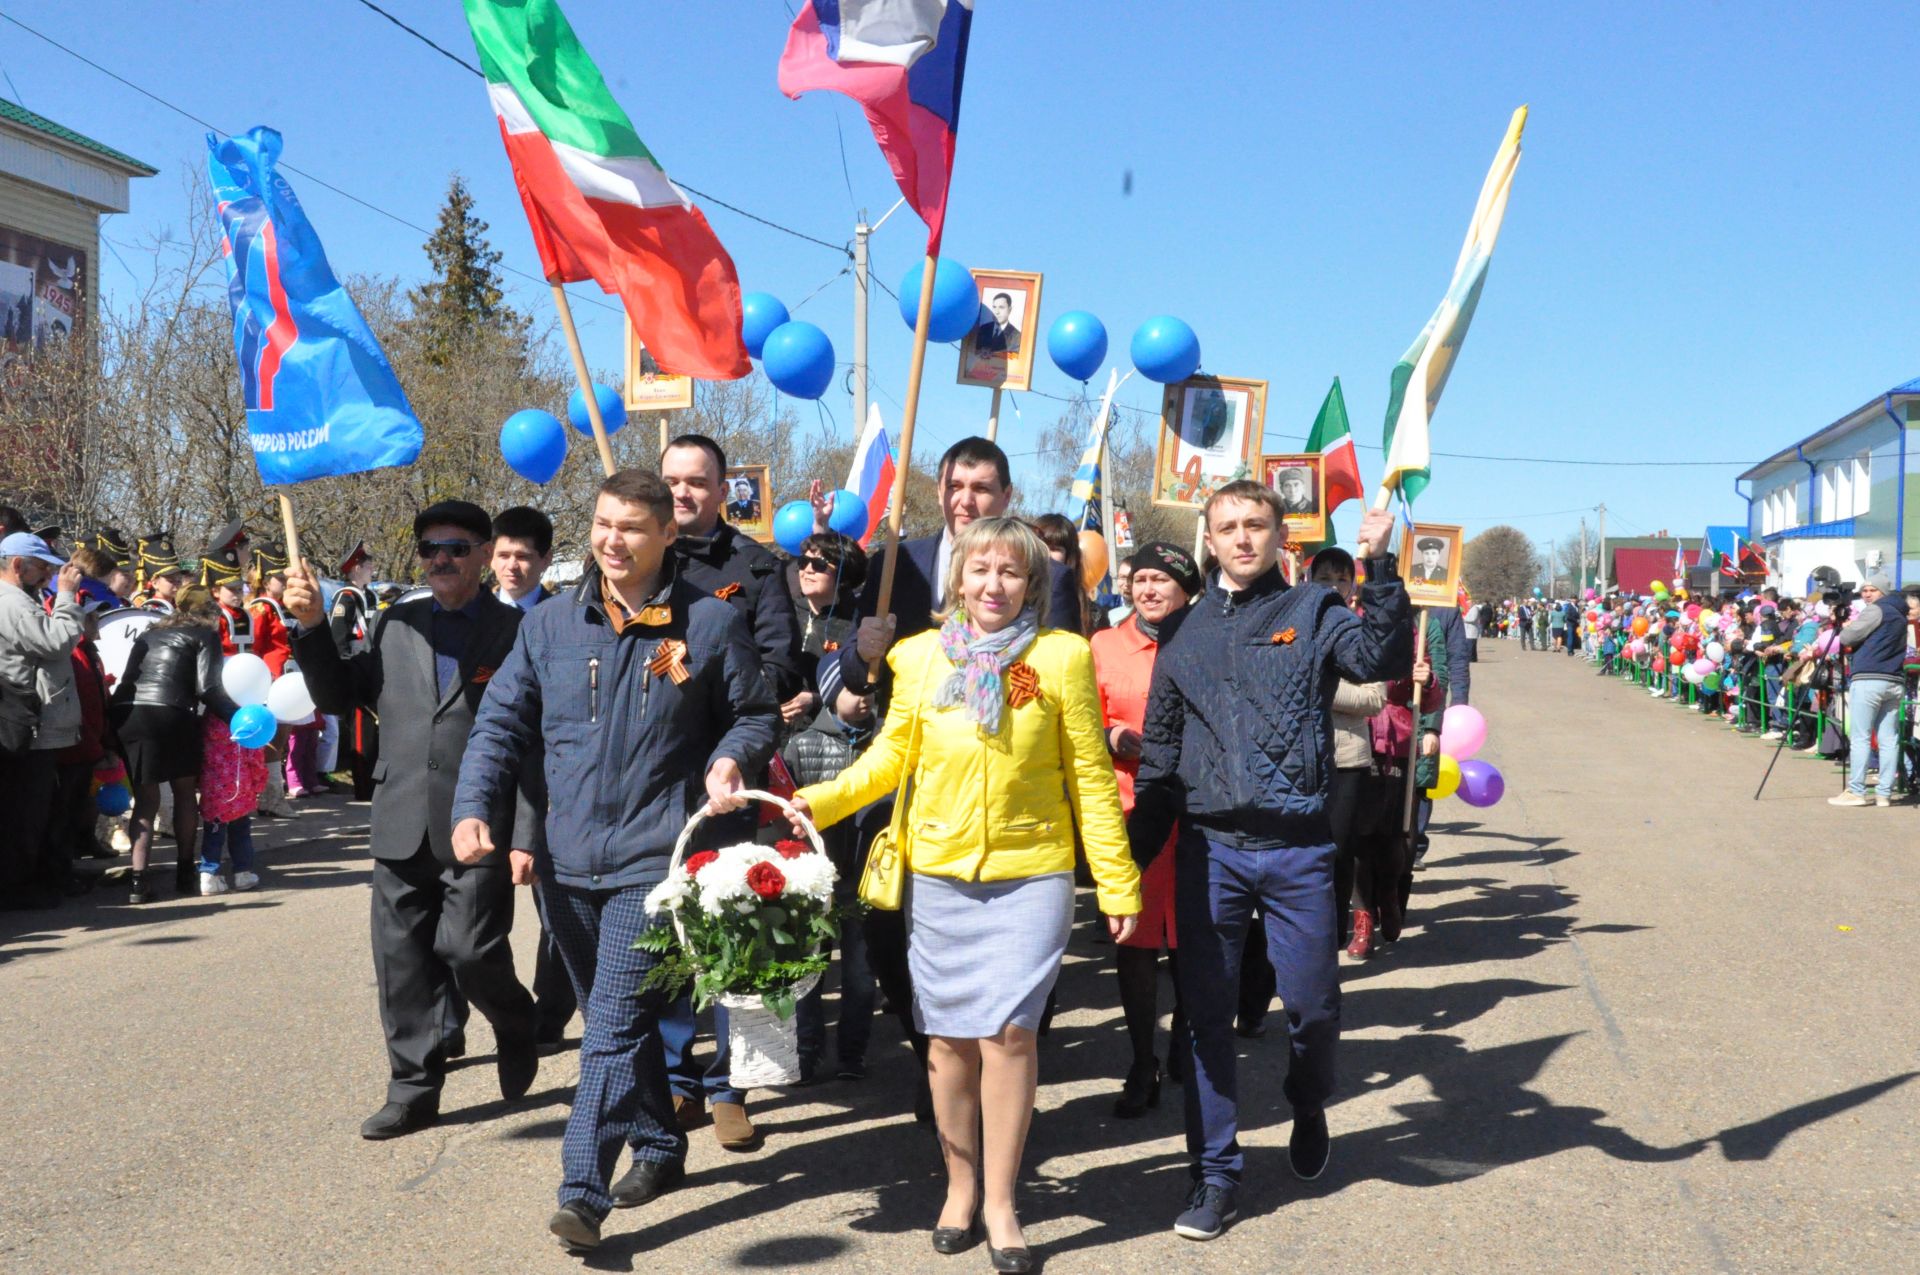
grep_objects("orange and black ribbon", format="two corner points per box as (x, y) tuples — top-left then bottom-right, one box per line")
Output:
(1006, 661), (1041, 708)
(649, 638), (690, 684)
(714, 582), (742, 601)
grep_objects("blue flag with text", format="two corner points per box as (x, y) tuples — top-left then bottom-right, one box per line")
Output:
(206, 127), (422, 484)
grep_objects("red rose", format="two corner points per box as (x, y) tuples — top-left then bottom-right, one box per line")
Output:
(684, 850), (720, 877)
(775, 840), (808, 860)
(746, 861), (787, 900)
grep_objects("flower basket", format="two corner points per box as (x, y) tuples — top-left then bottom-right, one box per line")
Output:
(638, 789), (840, 1089)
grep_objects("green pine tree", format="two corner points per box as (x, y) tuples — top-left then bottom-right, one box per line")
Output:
(408, 176), (522, 366)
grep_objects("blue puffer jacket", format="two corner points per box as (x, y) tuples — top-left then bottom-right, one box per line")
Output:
(453, 565), (778, 891)
(1129, 559), (1413, 858)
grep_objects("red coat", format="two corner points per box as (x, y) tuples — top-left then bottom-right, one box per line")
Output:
(1090, 614), (1158, 813)
(247, 598), (292, 676)
(55, 640), (113, 765)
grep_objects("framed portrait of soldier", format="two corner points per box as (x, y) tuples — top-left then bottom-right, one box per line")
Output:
(1153, 375), (1267, 510)
(624, 325), (696, 412)
(1402, 522), (1464, 607)
(1258, 453), (1326, 543)
(724, 465), (772, 542)
(956, 269), (1042, 392)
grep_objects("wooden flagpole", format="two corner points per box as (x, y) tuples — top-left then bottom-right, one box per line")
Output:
(868, 253), (941, 680)
(1400, 607), (1429, 846)
(551, 281), (617, 477)
(277, 492), (303, 577)
(986, 385), (1003, 442)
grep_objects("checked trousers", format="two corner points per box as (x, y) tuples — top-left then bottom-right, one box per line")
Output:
(540, 881), (688, 1218)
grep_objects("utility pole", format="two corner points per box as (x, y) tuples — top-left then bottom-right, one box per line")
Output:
(1579, 519), (1589, 596)
(1547, 537), (1556, 596)
(852, 209), (869, 428)
(1595, 502), (1607, 597)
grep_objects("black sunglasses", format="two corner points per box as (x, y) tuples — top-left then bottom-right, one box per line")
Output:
(416, 538), (479, 560)
(797, 555), (838, 573)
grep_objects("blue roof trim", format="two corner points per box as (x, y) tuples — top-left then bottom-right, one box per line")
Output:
(1762, 517), (1855, 542)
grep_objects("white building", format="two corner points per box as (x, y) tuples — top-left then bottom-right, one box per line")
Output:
(1738, 377), (1919, 593)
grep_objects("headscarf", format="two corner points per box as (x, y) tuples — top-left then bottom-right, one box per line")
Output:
(934, 606), (1039, 735)
(1127, 542), (1202, 598)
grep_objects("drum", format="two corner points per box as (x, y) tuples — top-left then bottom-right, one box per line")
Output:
(94, 607), (159, 687)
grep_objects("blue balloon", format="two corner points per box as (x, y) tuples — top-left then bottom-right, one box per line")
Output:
(825, 488), (869, 543)
(1047, 311), (1108, 382)
(95, 783), (131, 816)
(1130, 315), (1201, 384)
(230, 704), (277, 751)
(741, 292), (791, 360)
(566, 383), (628, 438)
(761, 321), (836, 399)
(772, 500), (815, 556)
(898, 257), (978, 343)
(500, 409), (568, 484)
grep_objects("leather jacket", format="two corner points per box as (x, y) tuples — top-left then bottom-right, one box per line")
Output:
(112, 623), (238, 719)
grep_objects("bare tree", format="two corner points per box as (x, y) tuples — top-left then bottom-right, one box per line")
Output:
(1463, 525), (1541, 602)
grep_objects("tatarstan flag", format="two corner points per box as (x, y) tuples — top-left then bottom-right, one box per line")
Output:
(464, 0), (750, 379)
(1306, 376), (1363, 513)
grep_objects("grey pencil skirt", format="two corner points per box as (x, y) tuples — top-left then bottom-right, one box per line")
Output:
(906, 870), (1075, 1038)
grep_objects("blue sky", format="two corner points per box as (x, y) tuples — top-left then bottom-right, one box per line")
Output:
(5, 0), (1919, 555)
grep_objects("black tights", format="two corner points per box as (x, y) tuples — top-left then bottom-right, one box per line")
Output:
(1114, 946), (1184, 1073)
(129, 778), (198, 876)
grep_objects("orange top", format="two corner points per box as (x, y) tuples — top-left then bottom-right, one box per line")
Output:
(1089, 614), (1158, 813)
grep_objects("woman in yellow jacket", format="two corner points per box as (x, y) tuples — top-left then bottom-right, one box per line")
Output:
(792, 516), (1140, 1272)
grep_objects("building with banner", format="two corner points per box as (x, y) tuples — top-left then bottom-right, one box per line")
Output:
(1738, 376), (1920, 594)
(0, 97), (156, 351)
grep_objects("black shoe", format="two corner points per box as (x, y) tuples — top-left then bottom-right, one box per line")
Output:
(1173, 1180), (1237, 1241)
(835, 1059), (868, 1082)
(1234, 1016), (1267, 1039)
(610, 1157), (684, 1209)
(1290, 1108), (1330, 1180)
(1113, 1059), (1161, 1118)
(128, 872), (154, 905)
(534, 1018), (568, 1049)
(443, 1032), (467, 1061)
(174, 864), (196, 895)
(498, 1034), (539, 1101)
(988, 1244), (1033, 1273)
(930, 1219), (977, 1255)
(360, 1100), (438, 1140)
(548, 1201), (601, 1253)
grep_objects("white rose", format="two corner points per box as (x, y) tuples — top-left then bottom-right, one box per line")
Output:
(644, 874), (688, 916)
(778, 852), (836, 903)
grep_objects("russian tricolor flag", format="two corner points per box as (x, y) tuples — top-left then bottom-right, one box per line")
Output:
(846, 404), (896, 548)
(779, 0), (972, 253)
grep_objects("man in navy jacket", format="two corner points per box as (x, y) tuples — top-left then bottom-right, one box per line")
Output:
(1129, 480), (1410, 1243)
(453, 469), (777, 1254)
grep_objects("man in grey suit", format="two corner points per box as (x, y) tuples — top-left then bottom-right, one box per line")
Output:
(286, 499), (541, 1139)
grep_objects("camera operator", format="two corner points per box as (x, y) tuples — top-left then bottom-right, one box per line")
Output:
(1826, 574), (1906, 807)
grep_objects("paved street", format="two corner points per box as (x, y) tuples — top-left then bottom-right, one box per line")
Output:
(2, 639), (1915, 1273)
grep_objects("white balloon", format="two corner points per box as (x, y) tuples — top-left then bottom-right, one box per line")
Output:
(221, 653), (273, 707)
(266, 672), (317, 725)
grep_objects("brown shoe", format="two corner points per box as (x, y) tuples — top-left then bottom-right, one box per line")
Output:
(711, 1099), (758, 1150)
(671, 1094), (703, 1130)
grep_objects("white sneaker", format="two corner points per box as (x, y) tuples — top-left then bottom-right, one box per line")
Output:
(1827, 793), (1871, 808)
(1761, 731), (1783, 741)
(1874, 796), (1892, 809)
(199, 872), (231, 896)
(233, 871), (261, 892)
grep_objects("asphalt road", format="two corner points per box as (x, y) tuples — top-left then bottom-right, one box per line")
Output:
(2, 639), (1915, 1273)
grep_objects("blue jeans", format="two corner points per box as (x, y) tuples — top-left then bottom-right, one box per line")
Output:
(1763, 668), (1785, 730)
(198, 817), (256, 874)
(661, 995), (740, 1105)
(1847, 679), (1903, 798)
(541, 881), (687, 1219)
(1175, 831), (1340, 1189)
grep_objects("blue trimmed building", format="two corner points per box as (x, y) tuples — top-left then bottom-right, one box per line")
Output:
(1737, 378), (1920, 593)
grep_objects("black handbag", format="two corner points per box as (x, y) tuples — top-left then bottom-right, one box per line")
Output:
(0, 677), (40, 757)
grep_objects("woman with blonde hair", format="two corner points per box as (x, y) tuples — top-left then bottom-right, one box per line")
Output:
(789, 516), (1140, 1273)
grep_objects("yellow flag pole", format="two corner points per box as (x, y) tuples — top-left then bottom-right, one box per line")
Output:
(868, 253), (940, 681)
(551, 281), (616, 477)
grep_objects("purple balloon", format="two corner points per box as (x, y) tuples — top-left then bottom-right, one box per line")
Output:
(1456, 759), (1505, 808)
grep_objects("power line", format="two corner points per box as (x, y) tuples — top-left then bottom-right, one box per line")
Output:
(351, 0), (481, 76)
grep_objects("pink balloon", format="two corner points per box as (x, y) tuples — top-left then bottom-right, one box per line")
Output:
(1690, 657), (1715, 677)
(1440, 704), (1488, 760)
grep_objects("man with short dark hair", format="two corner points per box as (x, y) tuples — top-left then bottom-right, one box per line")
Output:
(1129, 480), (1410, 1242)
(657, 433), (801, 1147)
(492, 505), (556, 612)
(286, 500), (542, 1139)
(454, 468), (777, 1253)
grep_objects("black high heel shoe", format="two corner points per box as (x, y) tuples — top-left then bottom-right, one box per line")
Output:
(931, 1217), (978, 1255)
(1112, 1059), (1161, 1118)
(988, 1243), (1034, 1273)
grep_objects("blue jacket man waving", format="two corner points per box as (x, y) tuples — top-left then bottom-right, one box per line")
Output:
(1129, 480), (1411, 1243)
(453, 469), (777, 1254)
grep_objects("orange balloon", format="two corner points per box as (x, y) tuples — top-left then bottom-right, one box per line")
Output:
(1077, 530), (1109, 593)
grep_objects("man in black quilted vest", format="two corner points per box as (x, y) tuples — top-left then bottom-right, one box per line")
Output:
(1128, 480), (1410, 1242)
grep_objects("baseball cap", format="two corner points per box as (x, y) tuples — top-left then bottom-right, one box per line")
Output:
(0, 532), (66, 566)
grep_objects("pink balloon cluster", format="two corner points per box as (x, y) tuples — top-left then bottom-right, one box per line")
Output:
(1437, 705), (1506, 808)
